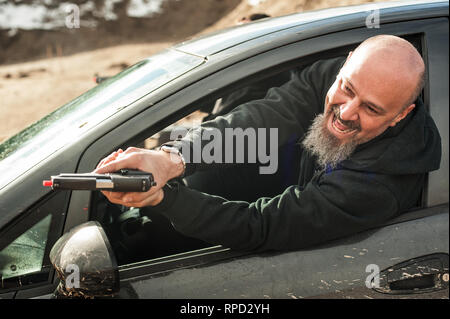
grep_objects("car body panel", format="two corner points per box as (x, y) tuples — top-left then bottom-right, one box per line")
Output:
(118, 209), (448, 299)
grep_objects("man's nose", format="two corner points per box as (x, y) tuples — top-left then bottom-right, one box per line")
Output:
(339, 99), (359, 122)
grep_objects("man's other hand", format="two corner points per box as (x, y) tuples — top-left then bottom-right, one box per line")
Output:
(94, 147), (184, 207)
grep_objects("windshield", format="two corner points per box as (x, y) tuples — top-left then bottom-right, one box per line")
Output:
(0, 49), (204, 189)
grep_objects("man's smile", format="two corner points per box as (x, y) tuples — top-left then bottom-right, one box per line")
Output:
(327, 106), (360, 138)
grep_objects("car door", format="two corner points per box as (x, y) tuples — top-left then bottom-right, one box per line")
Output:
(66, 16), (448, 299)
(2, 9), (447, 300)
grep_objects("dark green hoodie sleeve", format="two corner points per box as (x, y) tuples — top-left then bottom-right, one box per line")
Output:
(149, 169), (402, 252)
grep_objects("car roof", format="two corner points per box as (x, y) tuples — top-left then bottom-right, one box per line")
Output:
(174, 0), (448, 57)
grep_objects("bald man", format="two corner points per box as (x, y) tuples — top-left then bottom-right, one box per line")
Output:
(96, 35), (441, 252)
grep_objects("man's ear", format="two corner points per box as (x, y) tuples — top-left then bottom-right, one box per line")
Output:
(389, 104), (415, 127)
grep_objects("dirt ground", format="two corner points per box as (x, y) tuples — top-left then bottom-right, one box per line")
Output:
(0, 0), (391, 143)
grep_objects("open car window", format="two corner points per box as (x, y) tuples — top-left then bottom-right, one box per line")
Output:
(87, 34), (429, 269)
(88, 67), (298, 265)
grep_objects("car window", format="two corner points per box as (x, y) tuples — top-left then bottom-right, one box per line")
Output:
(88, 67), (297, 266)
(0, 214), (52, 282)
(0, 191), (68, 292)
(88, 34), (430, 269)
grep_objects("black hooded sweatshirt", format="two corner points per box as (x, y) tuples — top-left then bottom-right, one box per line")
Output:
(148, 57), (442, 252)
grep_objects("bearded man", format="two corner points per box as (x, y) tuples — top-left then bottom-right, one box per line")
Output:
(95, 35), (441, 252)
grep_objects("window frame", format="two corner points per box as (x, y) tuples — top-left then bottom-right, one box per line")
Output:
(424, 17), (449, 207)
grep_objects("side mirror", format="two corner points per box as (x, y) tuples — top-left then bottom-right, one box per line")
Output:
(49, 221), (119, 298)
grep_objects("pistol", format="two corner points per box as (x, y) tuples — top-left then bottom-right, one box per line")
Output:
(43, 169), (156, 192)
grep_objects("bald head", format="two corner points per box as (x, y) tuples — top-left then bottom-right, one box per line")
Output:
(349, 35), (425, 108)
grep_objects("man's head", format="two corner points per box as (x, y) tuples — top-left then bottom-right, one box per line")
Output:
(303, 35), (425, 168)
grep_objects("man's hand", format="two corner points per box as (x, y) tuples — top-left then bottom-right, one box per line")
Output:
(94, 147), (185, 207)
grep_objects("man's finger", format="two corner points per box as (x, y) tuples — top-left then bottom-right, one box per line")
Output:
(94, 155), (138, 174)
(96, 155), (116, 169)
(124, 147), (141, 154)
(122, 190), (156, 204)
(109, 191), (126, 200)
(96, 149), (125, 169)
(100, 191), (128, 206)
(96, 150), (121, 169)
(120, 191), (162, 208)
(106, 196), (126, 206)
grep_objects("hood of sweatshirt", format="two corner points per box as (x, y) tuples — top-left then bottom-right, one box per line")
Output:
(340, 97), (441, 175)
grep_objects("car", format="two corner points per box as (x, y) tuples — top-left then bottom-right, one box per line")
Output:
(0, 0), (448, 300)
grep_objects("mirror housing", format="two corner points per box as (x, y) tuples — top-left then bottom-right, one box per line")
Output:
(49, 221), (119, 298)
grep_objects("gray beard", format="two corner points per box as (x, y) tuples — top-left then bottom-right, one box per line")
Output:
(302, 113), (359, 169)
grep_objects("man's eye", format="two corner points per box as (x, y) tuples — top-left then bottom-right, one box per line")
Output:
(366, 105), (378, 114)
(342, 84), (352, 94)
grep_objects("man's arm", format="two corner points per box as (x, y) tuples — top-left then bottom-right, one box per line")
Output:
(95, 57), (346, 233)
(96, 148), (422, 252)
(95, 57), (344, 204)
(146, 169), (419, 252)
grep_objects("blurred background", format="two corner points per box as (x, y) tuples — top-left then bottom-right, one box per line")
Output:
(0, 0), (394, 143)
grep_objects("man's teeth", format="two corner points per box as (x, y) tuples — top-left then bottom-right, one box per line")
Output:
(333, 115), (355, 133)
